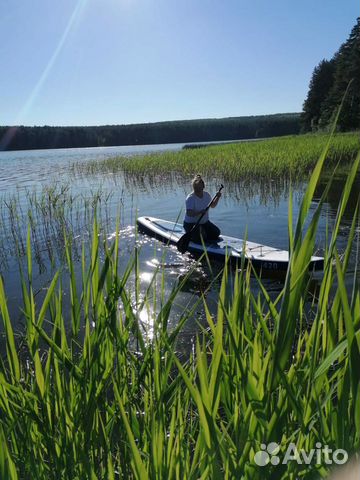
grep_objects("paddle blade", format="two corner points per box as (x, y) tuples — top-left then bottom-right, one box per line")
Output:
(177, 232), (191, 253)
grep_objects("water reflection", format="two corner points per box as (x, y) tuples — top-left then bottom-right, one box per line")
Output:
(314, 171), (360, 222)
(118, 170), (294, 207)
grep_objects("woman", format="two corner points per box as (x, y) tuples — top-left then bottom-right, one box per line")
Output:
(183, 174), (222, 243)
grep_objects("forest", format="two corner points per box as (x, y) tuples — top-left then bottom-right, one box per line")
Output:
(301, 17), (360, 132)
(0, 113), (301, 151)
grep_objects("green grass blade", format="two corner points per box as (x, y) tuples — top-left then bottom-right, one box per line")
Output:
(0, 277), (20, 382)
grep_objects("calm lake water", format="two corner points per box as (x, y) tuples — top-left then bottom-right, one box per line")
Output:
(0, 143), (359, 345)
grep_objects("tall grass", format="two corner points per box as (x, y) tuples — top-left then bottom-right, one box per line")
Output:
(74, 132), (360, 182)
(0, 148), (359, 478)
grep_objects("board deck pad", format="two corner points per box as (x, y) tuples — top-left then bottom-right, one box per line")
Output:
(137, 216), (324, 273)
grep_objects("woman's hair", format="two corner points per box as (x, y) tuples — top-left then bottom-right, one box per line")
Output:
(192, 174), (204, 189)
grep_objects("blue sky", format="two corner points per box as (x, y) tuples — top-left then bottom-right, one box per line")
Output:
(0, 0), (358, 126)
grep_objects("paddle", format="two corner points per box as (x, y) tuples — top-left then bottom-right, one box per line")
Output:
(177, 184), (224, 253)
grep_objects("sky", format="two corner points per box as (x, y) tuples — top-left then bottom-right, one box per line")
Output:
(0, 0), (358, 127)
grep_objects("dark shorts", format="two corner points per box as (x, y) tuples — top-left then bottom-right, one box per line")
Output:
(183, 220), (221, 243)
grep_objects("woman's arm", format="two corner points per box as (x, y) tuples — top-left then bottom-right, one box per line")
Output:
(186, 208), (205, 217)
(210, 192), (221, 208)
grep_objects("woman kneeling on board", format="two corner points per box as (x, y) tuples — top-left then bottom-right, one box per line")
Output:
(183, 174), (222, 243)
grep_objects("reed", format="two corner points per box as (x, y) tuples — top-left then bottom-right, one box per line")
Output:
(0, 185), (118, 273)
(0, 121), (359, 477)
(74, 132), (360, 182)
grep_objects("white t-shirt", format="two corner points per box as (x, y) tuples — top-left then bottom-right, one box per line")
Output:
(184, 191), (212, 224)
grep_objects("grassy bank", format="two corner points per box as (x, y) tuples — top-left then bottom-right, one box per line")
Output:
(0, 139), (359, 478)
(75, 132), (360, 181)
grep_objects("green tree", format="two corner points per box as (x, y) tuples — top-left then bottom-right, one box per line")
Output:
(302, 17), (360, 132)
(320, 17), (360, 130)
(301, 59), (336, 132)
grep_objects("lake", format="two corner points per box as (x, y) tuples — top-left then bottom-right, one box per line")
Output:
(0, 143), (358, 347)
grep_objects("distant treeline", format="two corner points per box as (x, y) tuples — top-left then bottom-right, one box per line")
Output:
(0, 113), (301, 151)
(301, 17), (360, 132)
